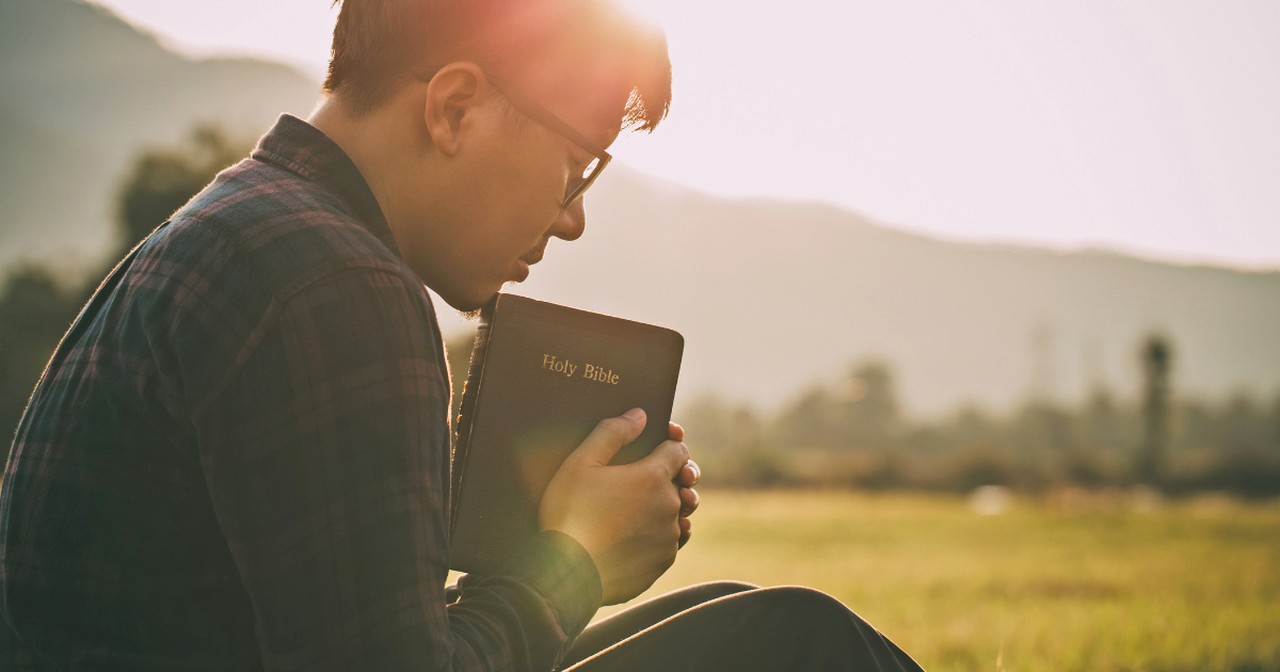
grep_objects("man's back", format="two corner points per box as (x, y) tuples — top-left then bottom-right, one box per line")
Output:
(0, 116), (452, 668)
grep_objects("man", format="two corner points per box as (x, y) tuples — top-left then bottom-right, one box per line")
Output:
(1, 0), (922, 669)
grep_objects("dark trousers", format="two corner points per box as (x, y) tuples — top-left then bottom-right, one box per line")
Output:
(560, 582), (924, 671)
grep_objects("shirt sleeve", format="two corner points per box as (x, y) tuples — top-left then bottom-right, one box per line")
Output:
(189, 266), (601, 671)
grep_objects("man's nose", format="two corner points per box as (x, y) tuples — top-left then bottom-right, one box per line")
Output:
(550, 198), (586, 242)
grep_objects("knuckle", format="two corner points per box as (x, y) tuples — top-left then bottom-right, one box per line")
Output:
(660, 442), (687, 472)
(649, 458), (671, 482)
(659, 440), (686, 462)
(664, 484), (683, 511)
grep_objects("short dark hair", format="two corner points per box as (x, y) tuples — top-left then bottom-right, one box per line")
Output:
(324, 0), (671, 132)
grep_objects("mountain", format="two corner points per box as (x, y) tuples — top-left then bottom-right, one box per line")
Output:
(0, 0), (319, 270)
(503, 168), (1280, 415)
(4, 0), (1279, 416)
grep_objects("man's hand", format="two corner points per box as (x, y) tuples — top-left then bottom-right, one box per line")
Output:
(539, 408), (689, 605)
(669, 421), (700, 548)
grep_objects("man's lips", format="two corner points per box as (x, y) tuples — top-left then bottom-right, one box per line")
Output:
(520, 247), (546, 267)
(511, 248), (544, 283)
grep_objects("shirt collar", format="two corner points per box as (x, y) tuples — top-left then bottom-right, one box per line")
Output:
(251, 114), (402, 258)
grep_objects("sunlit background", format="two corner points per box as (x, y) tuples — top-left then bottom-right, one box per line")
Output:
(84, 0), (1280, 269)
(2, 1), (1279, 669)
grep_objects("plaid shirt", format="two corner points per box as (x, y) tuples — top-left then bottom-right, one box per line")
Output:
(0, 115), (601, 670)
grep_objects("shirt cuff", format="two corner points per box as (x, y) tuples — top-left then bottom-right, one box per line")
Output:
(499, 530), (602, 637)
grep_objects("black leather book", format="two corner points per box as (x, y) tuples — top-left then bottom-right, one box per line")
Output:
(449, 293), (684, 574)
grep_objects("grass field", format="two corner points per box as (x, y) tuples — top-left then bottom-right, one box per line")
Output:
(598, 489), (1280, 672)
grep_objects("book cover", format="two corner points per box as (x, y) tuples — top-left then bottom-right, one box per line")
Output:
(449, 293), (684, 574)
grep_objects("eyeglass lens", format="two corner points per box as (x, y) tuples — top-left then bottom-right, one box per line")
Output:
(566, 156), (605, 206)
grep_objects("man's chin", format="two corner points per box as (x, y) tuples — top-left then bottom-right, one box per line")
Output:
(445, 284), (512, 318)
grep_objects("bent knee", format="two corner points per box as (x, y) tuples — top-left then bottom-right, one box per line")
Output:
(761, 585), (846, 608)
(750, 586), (862, 626)
(694, 580), (760, 598)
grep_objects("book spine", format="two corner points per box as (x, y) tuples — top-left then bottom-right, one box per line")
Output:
(449, 298), (497, 536)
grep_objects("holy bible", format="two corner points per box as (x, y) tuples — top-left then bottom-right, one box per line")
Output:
(449, 293), (684, 574)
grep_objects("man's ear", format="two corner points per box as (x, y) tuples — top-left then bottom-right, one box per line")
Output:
(423, 62), (488, 157)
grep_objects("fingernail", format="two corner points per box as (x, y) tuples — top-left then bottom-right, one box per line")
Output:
(624, 407), (645, 420)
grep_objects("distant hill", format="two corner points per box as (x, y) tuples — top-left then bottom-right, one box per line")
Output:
(4, 0), (1278, 415)
(0, 0), (318, 270)
(506, 168), (1280, 415)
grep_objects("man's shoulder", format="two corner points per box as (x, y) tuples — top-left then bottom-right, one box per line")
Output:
(110, 157), (434, 417)
(121, 155), (431, 366)
(155, 157), (408, 295)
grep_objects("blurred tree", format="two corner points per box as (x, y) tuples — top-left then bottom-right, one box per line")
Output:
(1175, 398), (1214, 453)
(941, 443), (1021, 492)
(905, 404), (998, 455)
(901, 422), (945, 454)
(950, 404), (999, 445)
(678, 394), (735, 457)
(1078, 385), (1120, 451)
(774, 383), (837, 450)
(1135, 334), (1173, 484)
(1026, 322), (1059, 407)
(686, 394), (762, 455)
(852, 448), (909, 490)
(0, 266), (80, 442)
(1270, 392), (1280, 450)
(1009, 400), (1074, 454)
(1216, 389), (1272, 453)
(679, 393), (768, 486)
(833, 360), (902, 449)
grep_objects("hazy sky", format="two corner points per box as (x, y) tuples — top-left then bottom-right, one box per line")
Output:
(87, 0), (1280, 270)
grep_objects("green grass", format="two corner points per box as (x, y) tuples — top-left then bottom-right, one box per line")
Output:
(600, 490), (1280, 672)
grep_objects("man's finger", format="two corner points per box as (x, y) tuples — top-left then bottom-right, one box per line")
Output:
(573, 408), (647, 466)
(679, 486), (699, 516)
(676, 460), (700, 487)
(678, 517), (692, 548)
(646, 439), (690, 480)
(667, 421), (684, 442)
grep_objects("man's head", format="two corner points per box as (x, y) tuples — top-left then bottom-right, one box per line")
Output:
(314, 0), (671, 310)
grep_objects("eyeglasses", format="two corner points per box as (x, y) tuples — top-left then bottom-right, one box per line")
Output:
(485, 74), (613, 209)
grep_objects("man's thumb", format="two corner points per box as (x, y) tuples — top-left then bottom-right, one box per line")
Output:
(574, 408), (647, 466)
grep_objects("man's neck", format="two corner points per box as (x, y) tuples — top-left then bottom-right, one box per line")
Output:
(310, 96), (407, 224)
